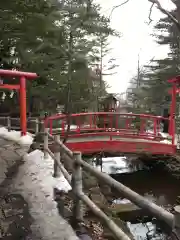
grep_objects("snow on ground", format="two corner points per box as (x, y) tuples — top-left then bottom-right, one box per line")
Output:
(0, 127), (33, 146)
(10, 149), (76, 240)
(146, 130), (172, 144)
(0, 128), (34, 185)
(25, 149), (71, 192)
(95, 156), (134, 174)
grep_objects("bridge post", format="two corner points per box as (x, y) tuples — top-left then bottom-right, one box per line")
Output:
(72, 151), (83, 222)
(53, 135), (62, 177)
(44, 128), (49, 159)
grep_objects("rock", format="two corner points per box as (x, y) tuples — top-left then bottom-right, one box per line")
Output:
(98, 183), (112, 200)
(108, 203), (140, 215)
(83, 173), (98, 189)
(89, 187), (108, 207)
(28, 142), (41, 153)
(103, 217), (134, 240)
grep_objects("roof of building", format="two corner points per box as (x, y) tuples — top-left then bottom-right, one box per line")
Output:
(88, 68), (100, 80)
(99, 93), (118, 103)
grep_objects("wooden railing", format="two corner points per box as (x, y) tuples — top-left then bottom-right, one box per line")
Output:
(0, 116), (43, 134)
(0, 116), (71, 136)
(43, 128), (177, 240)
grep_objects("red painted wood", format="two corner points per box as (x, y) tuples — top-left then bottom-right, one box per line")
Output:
(0, 84), (20, 90)
(44, 111), (175, 155)
(44, 75), (180, 155)
(60, 132), (159, 141)
(20, 76), (26, 136)
(47, 112), (168, 121)
(65, 140), (176, 155)
(0, 69), (37, 135)
(0, 69), (37, 79)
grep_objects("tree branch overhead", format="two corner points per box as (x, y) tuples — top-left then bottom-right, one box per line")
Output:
(148, 0), (180, 31)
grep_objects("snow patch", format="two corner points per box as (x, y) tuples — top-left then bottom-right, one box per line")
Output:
(11, 149), (77, 239)
(25, 149), (71, 193)
(95, 156), (130, 174)
(0, 127), (33, 146)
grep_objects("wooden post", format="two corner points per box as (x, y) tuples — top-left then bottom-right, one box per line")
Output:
(72, 151), (83, 222)
(35, 118), (39, 134)
(7, 117), (11, 131)
(53, 135), (62, 177)
(44, 128), (49, 159)
(40, 120), (44, 132)
(174, 206), (180, 229)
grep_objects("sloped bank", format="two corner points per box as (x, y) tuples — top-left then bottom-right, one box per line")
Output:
(139, 153), (180, 179)
(0, 127), (34, 238)
(62, 171), (134, 239)
(0, 128), (78, 239)
(0, 127), (33, 185)
(7, 150), (78, 240)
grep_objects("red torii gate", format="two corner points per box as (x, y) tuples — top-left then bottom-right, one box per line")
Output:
(0, 69), (37, 136)
(168, 76), (180, 143)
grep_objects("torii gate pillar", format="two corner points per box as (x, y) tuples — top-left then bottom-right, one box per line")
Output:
(0, 70), (37, 136)
(20, 76), (27, 136)
(168, 76), (180, 144)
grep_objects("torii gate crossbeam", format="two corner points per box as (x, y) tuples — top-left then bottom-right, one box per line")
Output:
(0, 69), (37, 136)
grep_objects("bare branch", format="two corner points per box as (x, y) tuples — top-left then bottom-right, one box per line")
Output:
(109, 0), (130, 19)
(148, 0), (180, 31)
(148, 3), (154, 24)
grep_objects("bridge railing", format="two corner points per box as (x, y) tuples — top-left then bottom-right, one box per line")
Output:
(0, 113), (173, 144)
(43, 128), (176, 239)
(44, 112), (171, 142)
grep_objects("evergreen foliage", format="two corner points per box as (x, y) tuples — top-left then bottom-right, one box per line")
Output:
(127, 2), (180, 116)
(0, 0), (118, 115)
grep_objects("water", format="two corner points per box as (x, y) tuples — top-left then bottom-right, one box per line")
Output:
(112, 169), (180, 208)
(92, 155), (180, 239)
(112, 169), (180, 239)
(92, 156), (144, 174)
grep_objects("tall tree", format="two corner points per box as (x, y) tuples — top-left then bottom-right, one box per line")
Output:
(127, 2), (180, 115)
(0, 0), (117, 116)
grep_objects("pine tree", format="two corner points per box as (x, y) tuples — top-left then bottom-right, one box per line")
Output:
(0, 0), (116, 115)
(128, 2), (180, 115)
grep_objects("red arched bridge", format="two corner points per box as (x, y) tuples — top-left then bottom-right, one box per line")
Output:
(0, 68), (179, 156)
(44, 112), (176, 155)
